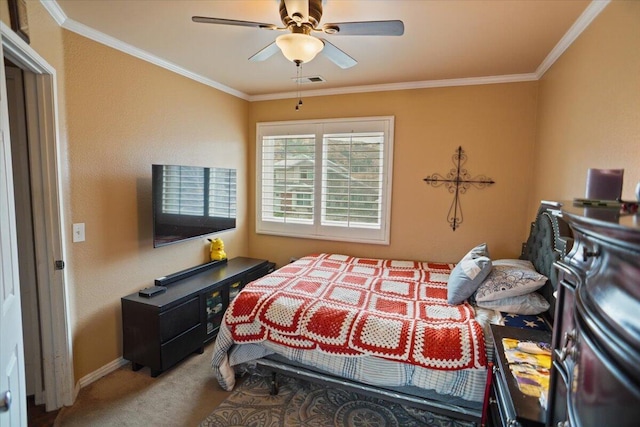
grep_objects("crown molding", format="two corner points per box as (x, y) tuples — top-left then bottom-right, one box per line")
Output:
(248, 73), (539, 102)
(536, 0), (610, 78)
(40, 0), (606, 102)
(40, 0), (66, 25)
(39, 0), (248, 100)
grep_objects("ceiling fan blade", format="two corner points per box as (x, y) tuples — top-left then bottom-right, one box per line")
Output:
(319, 39), (357, 69)
(192, 16), (278, 30)
(248, 42), (281, 62)
(283, 0), (309, 24)
(321, 20), (404, 36)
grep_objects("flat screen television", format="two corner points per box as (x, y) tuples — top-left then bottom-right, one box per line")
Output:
(152, 164), (237, 247)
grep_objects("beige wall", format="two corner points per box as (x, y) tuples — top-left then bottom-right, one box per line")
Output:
(530, 1), (640, 214)
(248, 82), (539, 268)
(63, 31), (250, 378)
(1, 0), (75, 380)
(3, 1), (250, 380)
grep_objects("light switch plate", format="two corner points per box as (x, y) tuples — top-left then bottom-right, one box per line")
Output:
(73, 223), (85, 242)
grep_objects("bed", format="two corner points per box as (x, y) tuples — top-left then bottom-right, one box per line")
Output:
(211, 201), (573, 424)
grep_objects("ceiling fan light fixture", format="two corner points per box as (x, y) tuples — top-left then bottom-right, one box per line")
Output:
(276, 33), (324, 64)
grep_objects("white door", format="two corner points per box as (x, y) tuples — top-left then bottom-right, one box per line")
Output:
(0, 39), (28, 427)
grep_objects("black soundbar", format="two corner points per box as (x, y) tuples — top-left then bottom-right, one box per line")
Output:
(154, 259), (227, 287)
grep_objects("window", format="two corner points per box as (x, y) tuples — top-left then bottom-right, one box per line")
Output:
(257, 117), (394, 244)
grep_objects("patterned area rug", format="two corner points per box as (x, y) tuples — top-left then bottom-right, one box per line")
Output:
(200, 374), (476, 427)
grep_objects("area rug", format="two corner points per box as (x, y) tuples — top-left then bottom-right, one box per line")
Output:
(200, 373), (476, 427)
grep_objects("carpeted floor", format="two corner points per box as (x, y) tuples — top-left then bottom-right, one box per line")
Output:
(200, 373), (476, 427)
(54, 347), (231, 426)
(54, 344), (477, 427)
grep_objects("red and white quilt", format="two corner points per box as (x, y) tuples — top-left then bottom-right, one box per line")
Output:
(225, 253), (487, 371)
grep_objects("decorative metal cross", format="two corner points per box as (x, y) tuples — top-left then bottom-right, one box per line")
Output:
(423, 146), (495, 231)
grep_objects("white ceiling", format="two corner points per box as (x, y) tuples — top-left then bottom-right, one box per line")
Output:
(49, 0), (600, 100)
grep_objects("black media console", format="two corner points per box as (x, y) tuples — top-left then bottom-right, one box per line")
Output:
(121, 257), (275, 377)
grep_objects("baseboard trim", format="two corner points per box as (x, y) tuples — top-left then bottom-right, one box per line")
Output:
(77, 357), (129, 389)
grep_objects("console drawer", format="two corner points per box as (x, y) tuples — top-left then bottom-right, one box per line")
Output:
(160, 323), (203, 370)
(159, 297), (200, 342)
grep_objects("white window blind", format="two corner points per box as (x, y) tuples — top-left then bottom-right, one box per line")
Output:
(257, 117), (393, 244)
(322, 132), (383, 229)
(261, 134), (316, 225)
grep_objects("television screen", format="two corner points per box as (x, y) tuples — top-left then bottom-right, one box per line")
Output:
(152, 164), (237, 247)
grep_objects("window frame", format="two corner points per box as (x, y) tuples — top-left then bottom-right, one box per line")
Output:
(256, 116), (394, 244)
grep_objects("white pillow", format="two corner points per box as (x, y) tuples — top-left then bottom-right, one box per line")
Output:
(447, 243), (492, 305)
(476, 292), (550, 315)
(474, 259), (547, 302)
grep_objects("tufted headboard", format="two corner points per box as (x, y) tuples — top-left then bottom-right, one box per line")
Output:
(520, 201), (573, 324)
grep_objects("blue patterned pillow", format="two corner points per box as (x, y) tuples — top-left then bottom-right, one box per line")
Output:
(477, 291), (550, 315)
(474, 259), (547, 302)
(447, 243), (492, 305)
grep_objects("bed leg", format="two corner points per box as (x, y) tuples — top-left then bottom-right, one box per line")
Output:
(269, 372), (279, 395)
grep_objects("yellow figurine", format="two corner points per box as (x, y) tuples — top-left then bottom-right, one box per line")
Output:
(208, 238), (227, 261)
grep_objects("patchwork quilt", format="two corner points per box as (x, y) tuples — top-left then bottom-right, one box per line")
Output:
(224, 253), (487, 371)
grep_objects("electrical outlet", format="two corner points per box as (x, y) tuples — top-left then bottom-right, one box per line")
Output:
(73, 223), (85, 242)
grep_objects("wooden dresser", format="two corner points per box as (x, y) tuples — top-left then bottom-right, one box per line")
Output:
(548, 204), (640, 426)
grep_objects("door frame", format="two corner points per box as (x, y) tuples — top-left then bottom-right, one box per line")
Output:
(5, 63), (45, 406)
(1, 23), (74, 410)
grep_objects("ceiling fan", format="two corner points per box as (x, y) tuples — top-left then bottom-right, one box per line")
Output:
(192, 0), (404, 69)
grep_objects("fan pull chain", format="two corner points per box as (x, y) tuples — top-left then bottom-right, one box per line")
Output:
(295, 60), (303, 111)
